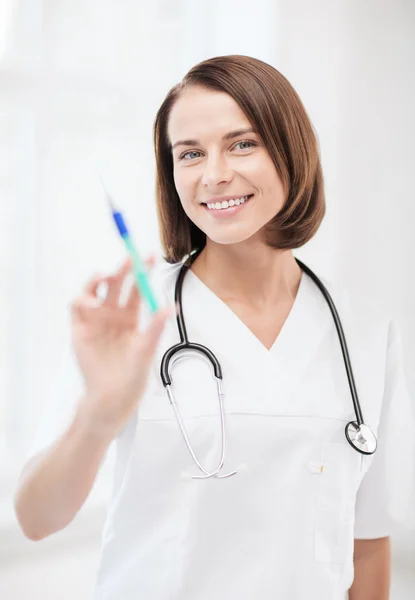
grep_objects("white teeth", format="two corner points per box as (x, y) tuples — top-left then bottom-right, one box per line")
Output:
(206, 195), (250, 210)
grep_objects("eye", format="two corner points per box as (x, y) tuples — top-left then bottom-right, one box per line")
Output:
(234, 140), (257, 151)
(180, 150), (202, 161)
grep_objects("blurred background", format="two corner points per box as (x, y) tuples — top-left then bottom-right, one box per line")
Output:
(0, 0), (414, 598)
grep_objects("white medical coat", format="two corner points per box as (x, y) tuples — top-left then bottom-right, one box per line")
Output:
(29, 260), (415, 600)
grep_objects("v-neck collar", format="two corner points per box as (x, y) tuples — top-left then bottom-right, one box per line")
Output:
(185, 267), (307, 356)
(180, 267), (333, 403)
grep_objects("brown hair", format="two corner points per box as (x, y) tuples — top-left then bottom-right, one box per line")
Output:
(153, 55), (325, 263)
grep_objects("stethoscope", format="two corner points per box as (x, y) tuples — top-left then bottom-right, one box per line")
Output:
(160, 251), (377, 479)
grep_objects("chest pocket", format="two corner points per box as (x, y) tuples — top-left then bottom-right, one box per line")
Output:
(138, 351), (221, 421)
(314, 441), (364, 564)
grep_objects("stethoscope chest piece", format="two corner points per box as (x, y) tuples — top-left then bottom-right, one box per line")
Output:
(345, 422), (377, 455)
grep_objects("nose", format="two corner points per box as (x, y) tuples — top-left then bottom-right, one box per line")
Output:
(201, 153), (233, 188)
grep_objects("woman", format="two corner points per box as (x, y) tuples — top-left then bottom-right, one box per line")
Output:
(14, 55), (414, 599)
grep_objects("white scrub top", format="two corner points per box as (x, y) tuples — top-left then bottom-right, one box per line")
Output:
(29, 260), (415, 600)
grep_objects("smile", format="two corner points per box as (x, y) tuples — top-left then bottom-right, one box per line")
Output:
(204, 194), (254, 211)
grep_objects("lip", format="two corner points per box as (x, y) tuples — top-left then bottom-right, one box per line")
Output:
(202, 194), (254, 219)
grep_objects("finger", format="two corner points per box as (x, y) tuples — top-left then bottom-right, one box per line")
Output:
(86, 254), (154, 306)
(124, 254), (155, 310)
(115, 257), (133, 278)
(125, 281), (141, 312)
(105, 275), (125, 306)
(84, 267), (126, 300)
(145, 254), (156, 270)
(84, 274), (106, 297)
(73, 299), (138, 328)
(71, 295), (100, 322)
(106, 259), (134, 305)
(118, 254), (154, 277)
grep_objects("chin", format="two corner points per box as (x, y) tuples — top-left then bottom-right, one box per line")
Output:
(204, 228), (258, 246)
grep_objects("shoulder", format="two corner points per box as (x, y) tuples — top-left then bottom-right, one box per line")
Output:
(307, 271), (394, 382)
(317, 273), (391, 336)
(311, 275), (402, 425)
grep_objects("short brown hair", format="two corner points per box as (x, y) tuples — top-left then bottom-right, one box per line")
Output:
(153, 55), (325, 263)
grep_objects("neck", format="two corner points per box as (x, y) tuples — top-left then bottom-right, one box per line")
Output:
(190, 239), (303, 311)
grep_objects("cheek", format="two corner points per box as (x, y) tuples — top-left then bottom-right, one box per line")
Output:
(256, 160), (285, 201)
(173, 168), (195, 204)
(242, 154), (280, 185)
(263, 173), (285, 200)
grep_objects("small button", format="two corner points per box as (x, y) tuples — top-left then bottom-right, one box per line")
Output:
(308, 461), (325, 474)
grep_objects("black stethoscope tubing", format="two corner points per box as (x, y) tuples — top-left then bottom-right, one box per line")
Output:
(296, 258), (363, 425)
(160, 252), (377, 458)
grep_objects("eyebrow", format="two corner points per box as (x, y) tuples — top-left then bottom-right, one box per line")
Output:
(171, 127), (258, 151)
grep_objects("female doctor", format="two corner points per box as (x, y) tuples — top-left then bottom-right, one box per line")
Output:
(15, 55), (414, 600)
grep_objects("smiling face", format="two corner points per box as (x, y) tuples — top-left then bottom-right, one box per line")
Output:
(167, 85), (286, 247)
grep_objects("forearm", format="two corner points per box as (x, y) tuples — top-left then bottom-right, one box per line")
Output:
(14, 401), (113, 541)
(349, 537), (391, 600)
